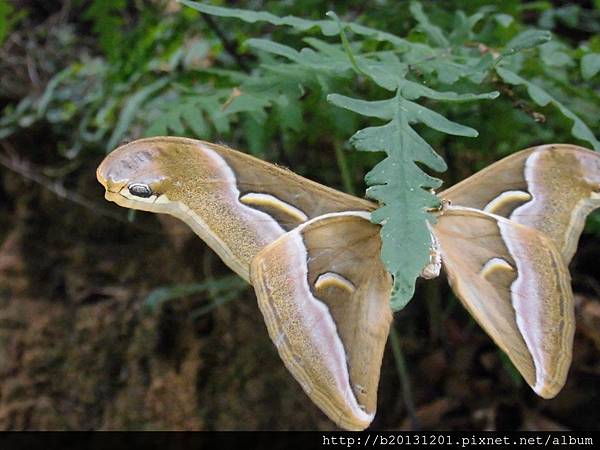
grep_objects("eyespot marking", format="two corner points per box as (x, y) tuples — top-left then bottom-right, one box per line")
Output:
(479, 257), (514, 280)
(483, 190), (532, 215)
(240, 192), (309, 222)
(315, 272), (356, 294)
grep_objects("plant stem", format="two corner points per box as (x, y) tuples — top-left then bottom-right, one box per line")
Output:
(390, 326), (420, 430)
(201, 13), (251, 73)
(424, 278), (442, 342)
(334, 141), (355, 195)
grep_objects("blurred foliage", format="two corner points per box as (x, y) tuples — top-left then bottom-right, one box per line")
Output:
(0, 0), (24, 45)
(1, 0), (599, 308)
(144, 274), (246, 314)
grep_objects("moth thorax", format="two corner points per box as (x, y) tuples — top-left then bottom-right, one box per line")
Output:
(420, 227), (441, 280)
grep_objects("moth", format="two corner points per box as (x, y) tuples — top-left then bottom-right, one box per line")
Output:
(97, 137), (600, 430)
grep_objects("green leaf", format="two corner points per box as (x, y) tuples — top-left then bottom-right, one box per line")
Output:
(326, 12), (405, 91)
(327, 94), (395, 120)
(107, 77), (170, 150)
(144, 275), (246, 312)
(494, 13), (514, 28)
(181, 103), (209, 138)
(332, 91), (454, 309)
(499, 351), (524, 388)
(274, 94), (303, 131)
(0, 0), (13, 45)
(180, 0), (409, 48)
(555, 5), (580, 28)
(144, 118), (167, 137)
(409, 2), (449, 47)
(582, 53), (600, 80)
(248, 38), (352, 74)
(221, 92), (271, 117)
(496, 67), (600, 150)
(37, 67), (76, 116)
(502, 29), (552, 56)
(356, 115), (443, 310)
(539, 41), (573, 68)
(247, 39), (302, 61)
(401, 81), (499, 102)
(82, 0), (127, 61)
(405, 100), (478, 137)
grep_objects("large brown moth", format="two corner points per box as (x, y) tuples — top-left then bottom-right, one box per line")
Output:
(97, 137), (598, 430)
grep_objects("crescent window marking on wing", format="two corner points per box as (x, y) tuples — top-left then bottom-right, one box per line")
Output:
(197, 143), (286, 239)
(483, 190), (532, 215)
(239, 192), (309, 222)
(510, 150), (544, 222)
(479, 257), (514, 280)
(314, 272), (356, 294)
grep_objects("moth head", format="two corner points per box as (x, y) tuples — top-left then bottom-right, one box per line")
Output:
(96, 138), (175, 211)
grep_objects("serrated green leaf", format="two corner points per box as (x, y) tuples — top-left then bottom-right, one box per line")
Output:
(337, 94), (448, 309)
(275, 94), (303, 132)
(405, 100), (479, 137)
(0, 0), (13, 45)
(180, 0), (409, 48)
(414, 57), (481, 84)
(221, 93), (271, 117)
(494, 13), (514, 28)
(355, 123), (446, 174)
(410, 2), (449, 47)
(357, 114), (442, 309)
(144, 118), (168, 137)
(242, 114), (269, 156)
(180, 1), (339, 34)
(248, 38), (352, 74)
(326, 12), (406, 91)
(555, 5), (580, 28)
(181, 103), (209, 138)
(502, 29), (552, 56)
(539, 41), (573, 68)
(37, 67), (75, 116)
(582, 53), (600, 79)
(107, 78), (170, 150)
(401, 80), (499, 102)
(303, 37), (346, 58)
(166, 110), (186, 135)
(327, 94), (395, 120)
(83, 0), (127, 61)
(197, 92), (233, 135)
(497, 67), (600, 150)
(356, 58), (402, 91)
(247, 39), (302, 61)
(330, 78), (497, 308)
(144, 275), (245, 312)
